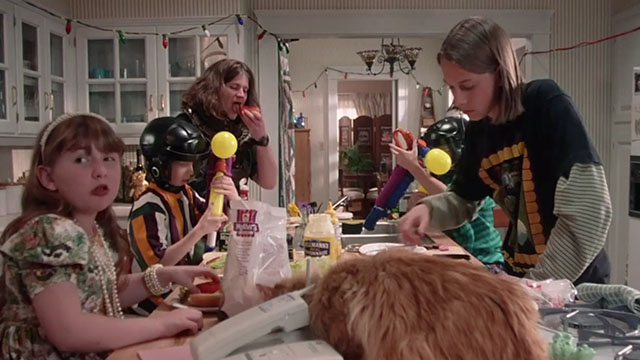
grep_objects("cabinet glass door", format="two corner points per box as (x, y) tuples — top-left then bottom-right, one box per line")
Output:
(89, 83), (115, 122)
(0, 3), (16, 134)
(120, 83), (146, 123)
(120, 39), (145, 79)
(88, 39), (114, 79)
(50, 80), (63, 119)
(47, 28), (66, 121)
(157, 28), (227, 117)
(22, 75), (38, 122)
(15, 6), (45, 134)
(79, 27), (156, 134)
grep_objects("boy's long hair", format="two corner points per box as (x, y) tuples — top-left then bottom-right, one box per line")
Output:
(1, 114), (131, 279)
(181, 58), (259, 119)
(438, 17), (524, 125)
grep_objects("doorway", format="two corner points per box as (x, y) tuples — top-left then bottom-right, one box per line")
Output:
(337, 79), (394, 216)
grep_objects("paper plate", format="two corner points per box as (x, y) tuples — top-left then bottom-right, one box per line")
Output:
(358, 242), (428, 256)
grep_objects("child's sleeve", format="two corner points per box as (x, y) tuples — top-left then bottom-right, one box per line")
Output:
(128, 204), (169, 269)
(525, 163), (611, 282)
(0, 215), (90, 299)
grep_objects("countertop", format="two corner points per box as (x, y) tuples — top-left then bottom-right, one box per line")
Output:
(107, 233), (477, 359)
(0, 203), (133, 234)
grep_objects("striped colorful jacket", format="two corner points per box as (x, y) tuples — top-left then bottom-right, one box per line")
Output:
(128, 182), (207, 272)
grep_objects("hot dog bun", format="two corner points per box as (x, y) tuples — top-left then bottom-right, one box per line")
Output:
(188, 291), (224, 307)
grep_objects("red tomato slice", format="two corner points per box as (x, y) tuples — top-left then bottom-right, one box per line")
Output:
(196, 278), (221, 293)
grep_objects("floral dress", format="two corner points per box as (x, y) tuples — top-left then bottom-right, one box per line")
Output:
(0, 214), (118, 360)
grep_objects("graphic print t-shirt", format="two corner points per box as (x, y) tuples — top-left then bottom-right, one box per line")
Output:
(449, 80), (601, 276)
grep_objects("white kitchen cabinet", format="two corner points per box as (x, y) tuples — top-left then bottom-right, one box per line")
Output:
(76, 27), (157, 136)
(45, 20), (72, 122)
(76, 21), (241, 140)
(0, 3), (73, 137)
(155, 25), (229, 117)
(0, 1), (17, 134)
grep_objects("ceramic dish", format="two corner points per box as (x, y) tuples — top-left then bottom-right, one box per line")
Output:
(358, 242), (427, 256)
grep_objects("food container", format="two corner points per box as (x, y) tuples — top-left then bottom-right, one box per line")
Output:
(341, 220), (363, 235)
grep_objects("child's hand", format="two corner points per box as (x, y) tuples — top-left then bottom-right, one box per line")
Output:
(389, 140), (420, 172)
(196, 203), (228, 234)
(159, 265), (219, 294)
(408, 192), (427, 209)
(398, 203), (432, 245)
(157, 308), (204, 336)
(211, 175), (240, 201)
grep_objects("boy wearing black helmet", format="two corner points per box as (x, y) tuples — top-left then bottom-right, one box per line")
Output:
(390, 116), (504, 268)
(128, 117), (236, 313)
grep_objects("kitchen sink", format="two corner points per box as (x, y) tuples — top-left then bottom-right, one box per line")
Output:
(342, 232), (400, 246)
(341, 221), (399, 246)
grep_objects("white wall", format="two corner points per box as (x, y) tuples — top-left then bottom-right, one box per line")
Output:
(338, 80), (392, 93)
(288, 37), (442, 202)
(611, 3), (640, 287)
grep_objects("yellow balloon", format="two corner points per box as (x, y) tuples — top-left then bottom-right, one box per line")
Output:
(425, 148), (452, 175)
(211, 131), (238, 159)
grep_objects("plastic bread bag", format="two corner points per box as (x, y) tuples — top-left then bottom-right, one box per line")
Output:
(519, 278), (577, 308)
(221, 199), (291, 316)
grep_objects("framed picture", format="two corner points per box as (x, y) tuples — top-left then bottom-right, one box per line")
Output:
(380, 126), (393, 145)
(356, 128), (371, 146)
(339, 126), (351, 149)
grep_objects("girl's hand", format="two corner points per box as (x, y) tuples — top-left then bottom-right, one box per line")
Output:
(157, 308), (204, 337)
(159, 265), (219, 293)
(195, 203), (228, 235)
(239, 107), (267, 140)
(389, 140), (420, 172)
(408, 192), (427, 209)
(398, 203), (431, 245)
(211, 175), (240, 201)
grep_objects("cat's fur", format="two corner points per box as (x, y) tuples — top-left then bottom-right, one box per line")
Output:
(271, 250), (547, 360)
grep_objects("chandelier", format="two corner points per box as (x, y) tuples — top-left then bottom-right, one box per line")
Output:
(356, 38), (422, 78)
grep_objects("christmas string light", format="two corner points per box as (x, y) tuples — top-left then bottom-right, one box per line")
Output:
(117, 30), (126, 45)
(21, 0), (639, 67)
(162, 34), (168, 49)
(202, 25), (211, 38)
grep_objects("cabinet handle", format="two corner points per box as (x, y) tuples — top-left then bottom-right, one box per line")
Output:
(149, 94), (154, 112)
(11, 86), (17, 106)
(159, 94), (165, 112)
(43, 91), (49, 110)
(50, 93), (54, 111)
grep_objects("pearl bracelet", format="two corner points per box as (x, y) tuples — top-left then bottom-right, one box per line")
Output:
(144, 264), (172, 296)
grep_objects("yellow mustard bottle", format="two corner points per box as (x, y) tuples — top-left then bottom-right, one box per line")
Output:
(303, 214), (339, 261)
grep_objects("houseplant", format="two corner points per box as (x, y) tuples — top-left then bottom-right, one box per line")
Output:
(340, 143), (375, 173)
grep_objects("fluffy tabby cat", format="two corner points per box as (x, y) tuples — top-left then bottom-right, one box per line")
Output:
(267, 250), (547, 360)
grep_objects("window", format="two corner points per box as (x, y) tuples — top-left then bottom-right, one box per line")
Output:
(337, 94), (358, 119)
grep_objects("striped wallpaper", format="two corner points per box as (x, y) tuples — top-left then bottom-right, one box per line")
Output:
(70, 0), (248, 18)
(71, 0), (613, 178)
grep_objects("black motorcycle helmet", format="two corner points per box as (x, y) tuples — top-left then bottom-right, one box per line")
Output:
(421, 116), (467, 166)
(140, 116), (209, 190)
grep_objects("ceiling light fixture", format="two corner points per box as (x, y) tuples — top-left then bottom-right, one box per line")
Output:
(356, 38), (421, 78)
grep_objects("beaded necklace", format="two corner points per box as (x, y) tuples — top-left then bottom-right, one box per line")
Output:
(88, 223), (124, 319)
